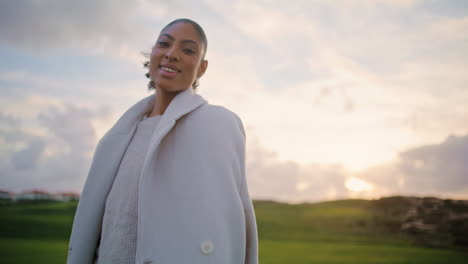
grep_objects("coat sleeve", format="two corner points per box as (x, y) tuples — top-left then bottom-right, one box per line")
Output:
(235, 115), (259, 264)
(240, 169), (259, 264)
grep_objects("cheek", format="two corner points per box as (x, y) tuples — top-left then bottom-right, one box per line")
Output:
(184, 59), (199, 75)
(149, 49), (162, 66)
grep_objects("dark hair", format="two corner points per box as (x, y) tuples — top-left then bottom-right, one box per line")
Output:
(143, 18), (208, 91)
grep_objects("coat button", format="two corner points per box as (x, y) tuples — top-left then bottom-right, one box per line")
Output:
(200, 240), (214, 255)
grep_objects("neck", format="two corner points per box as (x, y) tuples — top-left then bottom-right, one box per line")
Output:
(147, 87), (180, 117)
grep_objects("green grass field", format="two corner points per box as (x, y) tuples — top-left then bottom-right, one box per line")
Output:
(0, 199), (467, 263)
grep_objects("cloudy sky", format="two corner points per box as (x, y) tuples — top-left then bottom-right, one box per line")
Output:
(1, 0), (467, 203)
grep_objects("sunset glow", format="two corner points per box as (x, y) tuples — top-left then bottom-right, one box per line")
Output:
(1, 0), (467, 203)
(345, 177), (374, 193)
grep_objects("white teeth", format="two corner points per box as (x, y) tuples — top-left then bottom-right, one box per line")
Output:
(161, 66), (177, 73)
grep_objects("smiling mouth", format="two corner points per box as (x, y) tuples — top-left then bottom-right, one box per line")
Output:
(159, 65), (181, 73)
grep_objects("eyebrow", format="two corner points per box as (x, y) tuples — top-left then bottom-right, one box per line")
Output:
(160, 33), (199, 47)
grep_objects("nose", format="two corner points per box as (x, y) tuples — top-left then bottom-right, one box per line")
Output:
(165, 46), (179, 61)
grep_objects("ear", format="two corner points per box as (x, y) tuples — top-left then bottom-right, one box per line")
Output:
(197, 59), (208, 78)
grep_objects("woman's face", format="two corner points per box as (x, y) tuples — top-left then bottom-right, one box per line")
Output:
(149, 22), (207, 93)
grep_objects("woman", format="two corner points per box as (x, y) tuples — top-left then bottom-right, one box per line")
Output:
(67, 18), (258, 264)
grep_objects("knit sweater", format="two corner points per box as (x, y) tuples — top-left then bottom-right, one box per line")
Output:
(95, 114), (161, 264)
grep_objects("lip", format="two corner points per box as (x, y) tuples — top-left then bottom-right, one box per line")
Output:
(159, 64), (181, 78)
(159, 64), (181, 72)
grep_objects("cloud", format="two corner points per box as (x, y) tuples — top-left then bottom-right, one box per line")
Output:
(0, 102), (111, 192)
(398, 134), (468, 192)
(334, 0), (420, 9)
(8, 75), (162, 161)
(0, 0), (137, 50)
(245, 128), (350, 203)
(0, 69), (143, 121)
(0, 0), (240, 64)
(245, 132), (468, 203)
(0, 112), (20, 127)
(199, 0), (468, 170)
(357, 133), (468, 198)
(429, 16), (468, 41)
(0, 0), (158, 64)
(38, 104), (103, 157)
(11, 138), (45, 171)
(201, 49), (416, 170)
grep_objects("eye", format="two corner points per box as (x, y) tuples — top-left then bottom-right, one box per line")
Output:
(157, 41), (169, 47)
(183, 48), (195, 55)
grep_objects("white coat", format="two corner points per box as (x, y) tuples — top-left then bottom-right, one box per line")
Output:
(67, 88), (258, 264)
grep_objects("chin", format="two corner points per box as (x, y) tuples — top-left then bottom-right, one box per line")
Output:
(156, 82), (189, 94)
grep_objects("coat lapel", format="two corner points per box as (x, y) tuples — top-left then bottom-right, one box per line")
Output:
(105, 88), (207, 168)
(106, 88), (207, 137)
(96, 88), (207, 212)
(146, 88), (207, 158)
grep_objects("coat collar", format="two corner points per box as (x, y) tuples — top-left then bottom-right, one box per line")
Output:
(106, 88), (207, 137)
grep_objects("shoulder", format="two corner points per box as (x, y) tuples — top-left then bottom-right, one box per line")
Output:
(198, 104), (242, 123)
(184, 103), (246, 139)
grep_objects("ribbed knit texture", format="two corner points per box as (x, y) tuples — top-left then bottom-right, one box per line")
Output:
(95, 114), (161, 264)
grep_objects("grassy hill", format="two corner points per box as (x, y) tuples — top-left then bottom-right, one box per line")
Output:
(0, 197), (467, 263)
(256, 197), (468, 248)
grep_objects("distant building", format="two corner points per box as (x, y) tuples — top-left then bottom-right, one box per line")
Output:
(1, 189), (80, 201)
(0, 189), (13, 200)
(53, 191), (80, 201)
(15, 189), (53, 200)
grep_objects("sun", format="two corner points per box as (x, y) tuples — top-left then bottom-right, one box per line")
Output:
(345, 177), (374, 192)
